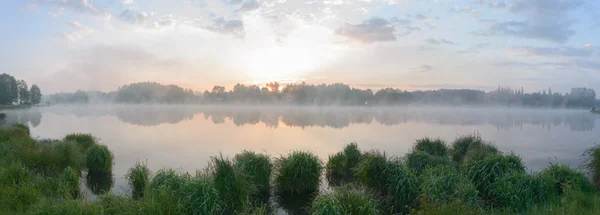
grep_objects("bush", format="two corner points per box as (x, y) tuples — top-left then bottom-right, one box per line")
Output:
(326, 143), (362, 186)
(96, 194), (140, 215)
(51, 141), (83, 174)
(490, 172), (554, 211)
(540, 163), (595, 195)
(420, 166), (479, 206)
(385, 161), (420, 214)
(450, 134), (493, 164)
(59, 166), (80, 198)
(64, 133), (96, 152)
(12, 123), (30, 136)
(86, 144), (113, 173)
(210, 155), (252, 214)
(126, 162), (151, 200)
(180, 176), (224, 215)
(139, 186), (184, 214)
(234, 151), (272, 204)
(414, 138), (448, 157)
(583, 145), (600, 189)
(0, 124), (30, 142)
(311, 185), (380, 215)
(274, 151), (323, 196)
(0, 182), (40, 212)
(28, 199), (104, 215)
(355, 151), (388, 192)
(463, 153), (525, 200)
(406, 150), (451, 174)
(86, 171), (113, 196)
(0, 162), (30, 186)
(150, 168), (190, 194)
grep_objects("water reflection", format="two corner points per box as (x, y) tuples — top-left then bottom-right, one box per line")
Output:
(86, 171), (114, 196)
(37, 106), (597, 132)
(1, 109), (42, 127)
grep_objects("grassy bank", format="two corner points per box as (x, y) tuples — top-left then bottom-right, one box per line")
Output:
(2, 125), (600, 214)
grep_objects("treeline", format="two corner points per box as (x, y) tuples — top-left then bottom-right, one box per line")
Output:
(46, 82), (598, 108)
(0, 73), (42, 105)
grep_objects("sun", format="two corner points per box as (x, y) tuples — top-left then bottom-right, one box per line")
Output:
(244, 45), (322, 83)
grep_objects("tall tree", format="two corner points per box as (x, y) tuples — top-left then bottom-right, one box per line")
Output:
(17, 80), (30, 104)
(0, 73), (19, 105)
(30, 85), (42, 105)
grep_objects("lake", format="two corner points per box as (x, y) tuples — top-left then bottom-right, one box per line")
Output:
(3, 105), (599, 197)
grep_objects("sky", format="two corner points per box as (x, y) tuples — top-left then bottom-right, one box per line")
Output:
(1, 0), (599, 94)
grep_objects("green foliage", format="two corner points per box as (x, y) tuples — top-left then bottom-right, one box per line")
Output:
(464, 153), (526, 201)
(30, 84), (42, 105)
(150, 168), (190, 194)
(59, 167), (80, 198)
(540, 163), (595, 195)
(0, 162), (30, 185)
(583, 145), (600, 189)
(138, 186), (185, 214)
(420, 166), (479, 206)
(234, 150), (272, 204)
(274, 150), (323, 195)
(355, 151), (388, 192)
(126, 162), (151, 200)
(210, 155), (252, 214)
(490, 172), (555, 211)
(450, 134), (499, 164)
(385, 161), (420, 214)
(326, 143), (363, 186)
(27, 199), (104, 215)
(64, 133), (96, 152)
(95, 194), (140, 215)
(406, 150), (451, 174)
(85, 144), (113, 173)
(180, 176), (224, 215)
(85, 171), (113, 196)
(12, 123), (30, 136)
(0, 182), (40, 212)
(311, 185), (380, 215)
(414, 138), (449, 157)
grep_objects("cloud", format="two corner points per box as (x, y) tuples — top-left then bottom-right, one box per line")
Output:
(335, 17), (396, 43)
(453, 6), (480, 17)
(409, 64), (433, 72)
(59, 21), (94, 41)
(222, 0), (243, 4)
(59, 32), (82, 41)
(120, 8), (149, 25)
(204, 17), (245, 38)
(35, 0), (110, 18)
(510, 46), (596, 57)
(123, 0), (134, 4)
(425, 38), (456, 45)
(153, 15), (176, 28)
(239, 0), (260, 12)
(486, 0), (584, 43)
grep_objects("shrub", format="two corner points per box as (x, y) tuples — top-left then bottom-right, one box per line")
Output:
(490, 172), (554, 211)
(355, 151), (388, 192)
(210, 155), (252, 214)
(64, 133), (96, 152)
(406, 150), (451, 174)
(51, 141), (83, 174)
(311, 185), (380, 215)
(86, 144), (113, 173)
(0, 162), (30, 186)
(234, 150), (272, 204)
(274, 151), (323, 195)
(450, 134), (490, 164)
(420, 166), (479, 206)
(385, 161), (420, 214)
(180, 176), (224, 215)
(343, 142), (362, 173)
(463, 153), (525, 200)
(139, 186), (184, 214)
(150, 168), (190, 194)
(86, 171), (113, 196)
(59, 166), (80, 198)
(326, 143), (362, 186)
(583, 145), (600, 189)
(126, 162), (151, 200)
(414, 138), (448, 157)
(540, 163), (595, 195)
(96, 194), (140, 215)
(12, 123), (30, 136)
(0, 183), (40, 212)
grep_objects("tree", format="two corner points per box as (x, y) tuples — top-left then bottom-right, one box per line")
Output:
(30, 85), (42, 105)
(0, 73), (19, 105)
(17, 80), (30, 104)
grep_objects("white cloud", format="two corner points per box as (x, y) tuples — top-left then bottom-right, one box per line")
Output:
(409, 64), (433, 72)
(335, 17), (396, 43)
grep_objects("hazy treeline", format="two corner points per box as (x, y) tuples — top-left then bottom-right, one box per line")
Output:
(0, 73), (42, 105)
(45, 82), (598, 108)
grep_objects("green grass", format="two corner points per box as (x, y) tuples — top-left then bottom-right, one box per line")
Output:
(540, 163), (595, 195)
(64, 133), (96, 152)
(451, 134), (490, 164)
(150, 168), (190, 194)
(59, 167), (80, 198)
(326, 143), (362, 186)
(85, 144), (113, 173)
(414, 138), (449, 157)
(406, 150), (451, 174)
(355, 151), (389, 193)
(489, 172), (554, 211)
(85, 170), (113, 195)
(126, 161), (151, 200)
(311, 185), (380, 215)
(463, 153), (526, 202)
(210, 155), (252, 214)
(420, 165), (479, 207)
(274, 150), (323, 196)
(583, 145), (600, 189)
(234, 150), (272, 204)
(180, 175), (224, 215)
(384, 160), (420, 214)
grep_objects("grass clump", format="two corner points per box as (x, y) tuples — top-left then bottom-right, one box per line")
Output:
(414, 138), (448, 157)
(85, 144), (113, 173)
(450, 134), (499, 164)
(384, 161), (420, 214)
(126, 161), (151, 200)
(59, 166), (80, 198)
(234, 150), (272, 204)
(12, 123), (30, 136)
(463, 153), (525, 201)
(540, 163), (595, 195)
(210, 155), (252, 214)
(311, 185), (380, 215)
(489, 172), (554, 211)
(326, 143), (362, 186)
(180, 175), (224, 215)
(406, 150), (451, 174)
(274, 150), (323, 195)
(64, 133), (96, 152)
(583, 145), (600, 189)
(355, 151), (389, 192)
(150, 168), (190, 194)
(420, 165), (479, 206)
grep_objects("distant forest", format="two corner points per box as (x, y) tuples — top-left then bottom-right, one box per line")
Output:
(0, 73), (42, 105)
(46, 82), (598, 108)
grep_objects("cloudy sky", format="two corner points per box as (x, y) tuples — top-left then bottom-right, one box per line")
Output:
(2, 0), (600, 93)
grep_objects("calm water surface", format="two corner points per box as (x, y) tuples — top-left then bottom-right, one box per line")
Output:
(5, 105), (600, 198)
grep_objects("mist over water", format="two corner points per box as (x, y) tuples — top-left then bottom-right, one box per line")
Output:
(3, 105), (599, 196)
